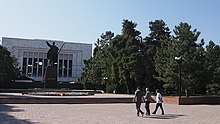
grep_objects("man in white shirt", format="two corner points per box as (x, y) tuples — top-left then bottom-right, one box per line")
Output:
(152, 89), (164, 115)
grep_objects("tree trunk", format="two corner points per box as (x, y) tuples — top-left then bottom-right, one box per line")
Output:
(125, 80), (131, 94)
(185, 88), (189, 97)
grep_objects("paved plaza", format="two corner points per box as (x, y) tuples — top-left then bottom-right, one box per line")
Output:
(0, 103), (220, 124)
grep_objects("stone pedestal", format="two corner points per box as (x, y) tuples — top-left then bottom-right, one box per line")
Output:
(44, 65), (57, 88)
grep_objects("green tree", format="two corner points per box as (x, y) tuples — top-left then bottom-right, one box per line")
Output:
(174, 23), (206, 96)
(155, 22), (206, 96)
(205, 41), (220, 96)
(0, 45), (19, 88)
(80, 31), (114, 91)
(94, 31), (115, 92)
(107, 35), (125, 93)
(97, 19), (144, 94)
(143, 19), (171, 91)
(80, 19), (218, 97)
(155, 36), (177, 94)
(117, 19), (144, 94)
(80, 58), (94, 89)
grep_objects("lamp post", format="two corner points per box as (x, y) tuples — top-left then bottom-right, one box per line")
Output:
(103, 77), (108, 92)
(175, 56), (182, 97)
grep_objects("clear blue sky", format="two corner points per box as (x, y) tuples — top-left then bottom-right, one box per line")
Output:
(0, 0), (219, 48)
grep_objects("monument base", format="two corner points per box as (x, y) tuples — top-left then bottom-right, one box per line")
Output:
(44, 65), (57, 88)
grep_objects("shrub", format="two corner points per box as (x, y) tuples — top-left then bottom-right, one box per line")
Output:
(206, 83), (220, 97)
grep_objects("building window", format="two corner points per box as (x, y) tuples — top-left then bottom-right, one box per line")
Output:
(38, 58), (43, 77)
(68, 60), (72, 77)
(59, 59), (63, 77)
(43, 59), (48, 76)
(23, 51), (28, 58)
(27, 58), (33, 77)
(39, 52), (43, 58)
(22, 58), (27, 75)
(34, 52), (38, 58)
(33, 58), (38, 77)
(64, 60), (67, 77)
(28, 52), (33, 58)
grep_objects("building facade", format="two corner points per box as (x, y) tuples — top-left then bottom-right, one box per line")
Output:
(2, 37), (92, 82)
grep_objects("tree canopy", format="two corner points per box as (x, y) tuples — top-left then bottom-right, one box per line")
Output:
(0, 45), (19, 88)
(80, 19), (220, 96)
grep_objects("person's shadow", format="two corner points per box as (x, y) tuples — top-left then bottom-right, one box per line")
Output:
(143, 114), (185, 119)
(0, 104), (39, 124)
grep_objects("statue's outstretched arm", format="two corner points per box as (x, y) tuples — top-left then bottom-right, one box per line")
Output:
(46, 42), (52, 47)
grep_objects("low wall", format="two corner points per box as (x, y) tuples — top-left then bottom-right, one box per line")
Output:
(163, 96), (180, 104)
(158, 96), (220, 105)
(1, 90), (219, 105)
(0, 89), (104, 94)
(178, 96), (220, 105)
(0, 97), (133, 104)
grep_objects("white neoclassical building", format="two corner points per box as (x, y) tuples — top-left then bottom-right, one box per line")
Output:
(1, 37), (92, 82)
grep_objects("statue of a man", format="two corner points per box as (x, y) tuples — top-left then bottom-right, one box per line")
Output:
(46, 42), (59, 66)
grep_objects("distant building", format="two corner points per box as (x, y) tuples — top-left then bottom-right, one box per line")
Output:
(1, 37), (92, 82)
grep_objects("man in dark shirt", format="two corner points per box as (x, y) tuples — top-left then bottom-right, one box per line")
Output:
(133, 86), (144, 117)
(145, 88), (152, 115)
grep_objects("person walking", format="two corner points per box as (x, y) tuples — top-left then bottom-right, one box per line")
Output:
(144, 88), (152, 115)
(152, 89), (165, 115)
(133, 86), (144, 117)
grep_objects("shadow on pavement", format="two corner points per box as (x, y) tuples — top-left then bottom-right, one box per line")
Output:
(0, 104), (39, 124)
(144, 114), (185, 119)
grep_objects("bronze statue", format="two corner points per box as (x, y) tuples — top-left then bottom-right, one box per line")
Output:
(46, 42), (59, 66)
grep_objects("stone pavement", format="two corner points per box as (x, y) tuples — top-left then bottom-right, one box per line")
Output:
(0, 103), (219, 124)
